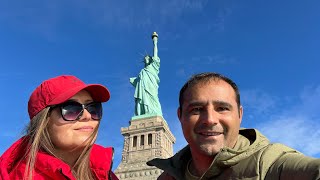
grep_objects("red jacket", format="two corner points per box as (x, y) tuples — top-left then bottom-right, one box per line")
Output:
(0, 137), (119, 180)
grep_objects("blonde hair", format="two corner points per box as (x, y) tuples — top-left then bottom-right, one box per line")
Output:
(24, 107), (99, 180)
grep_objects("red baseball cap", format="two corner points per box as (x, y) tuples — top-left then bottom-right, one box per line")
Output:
(28, 75), (110, 119)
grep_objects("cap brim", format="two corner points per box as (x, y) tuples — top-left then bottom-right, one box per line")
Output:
(48, 84), (110, 105)
(85, 84), (110, 102)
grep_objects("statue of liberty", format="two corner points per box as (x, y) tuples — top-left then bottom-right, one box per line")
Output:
(130, 32), (162, 118)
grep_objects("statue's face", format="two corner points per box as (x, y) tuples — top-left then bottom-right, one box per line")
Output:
(144, 56), (150, 64)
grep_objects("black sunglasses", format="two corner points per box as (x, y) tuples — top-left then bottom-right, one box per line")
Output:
(51, 101), (103, 121)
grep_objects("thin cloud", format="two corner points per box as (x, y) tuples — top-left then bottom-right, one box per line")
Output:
(176, 68), (187, 77)
(0, 0), (209, 30)
(0, 0), (61, 40)
(0, 0), (236, 40)
(177, 54), (237, 66)
(258, 116), (320, 157)
(0, 131), (21, 139)
(296, 85), (320, 117)
(212, 6), (233, 32)
(241, 89), (277, 114)
(0, 72), (27, 80)
(204, 55), (236, 64)
(0, 129), (24, 154)
(251, 85), (320, 157)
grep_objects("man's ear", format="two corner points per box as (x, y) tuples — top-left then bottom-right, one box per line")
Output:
(239, 105), (243, 124)
(177, 107), (182, 122)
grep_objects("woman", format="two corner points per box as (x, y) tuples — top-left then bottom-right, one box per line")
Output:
(0, 75), (119, 180)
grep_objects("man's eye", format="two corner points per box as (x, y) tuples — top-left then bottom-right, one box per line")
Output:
(216, 106), (229, 112)
(190, 107), (202, 114)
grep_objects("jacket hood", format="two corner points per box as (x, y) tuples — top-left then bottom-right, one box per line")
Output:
(0, 137), (29, 180)
(147, 129), (270, 179)
(216, 128), (270, 167)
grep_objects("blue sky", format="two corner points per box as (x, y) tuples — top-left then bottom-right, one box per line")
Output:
(1, 0), (320, 170)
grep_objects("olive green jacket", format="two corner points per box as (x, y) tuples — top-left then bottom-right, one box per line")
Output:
(147, 129), (320, 180)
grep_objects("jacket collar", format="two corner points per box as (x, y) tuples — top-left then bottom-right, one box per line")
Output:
(147, 129), (270, 179)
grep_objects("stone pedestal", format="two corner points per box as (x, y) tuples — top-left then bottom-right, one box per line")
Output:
(114, 116), (175, 180)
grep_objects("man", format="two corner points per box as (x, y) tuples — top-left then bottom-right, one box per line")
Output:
(147, 72), (320, 180)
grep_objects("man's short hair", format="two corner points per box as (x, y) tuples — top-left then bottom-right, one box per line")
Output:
(178, 72), (241, 114)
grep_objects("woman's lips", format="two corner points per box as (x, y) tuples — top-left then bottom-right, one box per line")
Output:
(75, 126), (94, 132)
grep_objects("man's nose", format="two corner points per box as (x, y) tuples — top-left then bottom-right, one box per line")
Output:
(201, 108), (219, 125)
